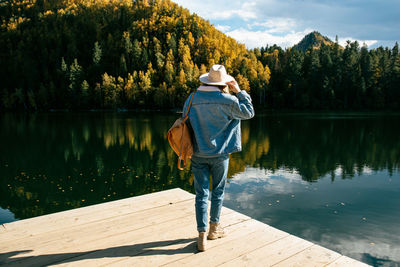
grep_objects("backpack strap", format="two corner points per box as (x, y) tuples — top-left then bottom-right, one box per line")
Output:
(177, 156), (186, 170)
(182, 92), (195, 123)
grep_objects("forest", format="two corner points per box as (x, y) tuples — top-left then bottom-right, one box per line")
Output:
(1, 0), (399, 111)
(257, 40), (400, 109)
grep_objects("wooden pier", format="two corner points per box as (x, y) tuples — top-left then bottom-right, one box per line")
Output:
(0, 188), (369, 266)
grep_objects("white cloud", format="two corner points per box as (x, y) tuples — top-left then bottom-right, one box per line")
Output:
(332, 165), (376, 178)
(249, 17), (297, 33)
(173, 0), (257, 21)
(336, 37), (378, 48)
(228, 167), (307, 195)
(225, 28), (315, 49)
(334, 166), (343, 177)
(230, 167), (305, 184)
(209, 5), (257, 21)
(172, 0), (230, 18)
(362, 166), (373, 175)
(215, 24), (231, 32)
(224, 168), (305, 208)
(242, 2), (257, 9)
(317, 232), (400, 263)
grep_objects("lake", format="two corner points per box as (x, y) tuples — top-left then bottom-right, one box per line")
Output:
(0, 112), (399, 266)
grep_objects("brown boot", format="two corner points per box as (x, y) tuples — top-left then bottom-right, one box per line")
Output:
(208, 223), (226, 240)
(197, 232), (207, 252)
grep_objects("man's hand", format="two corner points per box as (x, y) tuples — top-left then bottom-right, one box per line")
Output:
(226, 80), (241, 94)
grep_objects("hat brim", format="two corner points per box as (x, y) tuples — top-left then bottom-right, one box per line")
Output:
(199, 73), (234, 86)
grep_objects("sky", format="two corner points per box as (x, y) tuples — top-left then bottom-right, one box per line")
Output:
(172, 0), (400, 49)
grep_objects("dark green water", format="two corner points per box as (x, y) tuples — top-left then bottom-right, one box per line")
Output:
(1, 112), (399, 266)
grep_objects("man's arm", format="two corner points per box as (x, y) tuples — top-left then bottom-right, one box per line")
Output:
(226, 81), (255, 120)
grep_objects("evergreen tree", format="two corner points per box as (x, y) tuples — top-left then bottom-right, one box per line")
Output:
(92, 42), (102, 65)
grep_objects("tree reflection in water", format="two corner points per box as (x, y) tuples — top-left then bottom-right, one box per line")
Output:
(0, 112), (399, 221)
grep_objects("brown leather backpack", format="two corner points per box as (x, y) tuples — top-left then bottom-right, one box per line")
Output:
(167, 92), (195, 170)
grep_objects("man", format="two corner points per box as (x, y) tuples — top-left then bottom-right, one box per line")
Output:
(182, 64), (254, 251)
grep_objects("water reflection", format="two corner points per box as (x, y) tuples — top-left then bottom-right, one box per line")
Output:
(224, 167), (400, 266)
(1, 112), (400, 265)
(239, 113), (400, 181)
(1, 112), (400, 220)
(0, 112), (194, 222)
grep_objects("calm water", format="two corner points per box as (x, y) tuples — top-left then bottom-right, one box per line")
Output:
(1, 112), (399, 266)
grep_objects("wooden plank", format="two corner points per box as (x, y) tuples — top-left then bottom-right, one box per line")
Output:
(272, 244), (342, 267)
(219, 234), (314, 267)
(104, 219), (270, 267)
(24, 211), (251, 267)
(164, 222), (290, 266)
(326, 255), (371, 267)
(0, 198), (196, 252)
(105, 238), (196, 267)
(2, 188), (191, 230)
(0, 188), (193, 241)
(1, 188), (193, 231)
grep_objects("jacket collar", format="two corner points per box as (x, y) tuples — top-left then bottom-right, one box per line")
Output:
(197, 85), (221, 92)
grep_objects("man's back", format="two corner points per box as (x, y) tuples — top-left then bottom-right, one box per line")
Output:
(182, 86), (254, 158)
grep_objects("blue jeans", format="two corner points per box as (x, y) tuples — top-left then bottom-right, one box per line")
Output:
(191, 154), (229, 233)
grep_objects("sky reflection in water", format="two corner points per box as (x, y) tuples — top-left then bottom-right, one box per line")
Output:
(224, 167), (400, 266)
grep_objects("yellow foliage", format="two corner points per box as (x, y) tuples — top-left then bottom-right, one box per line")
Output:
(178, 69), (186, 84)
(200, 64), (207, 75)
(236, 74), (250, 91)
(3, 0), (271, 108)
(249, 67), (258, 81)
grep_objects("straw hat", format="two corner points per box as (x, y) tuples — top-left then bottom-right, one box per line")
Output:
(199, 65), (234, 86)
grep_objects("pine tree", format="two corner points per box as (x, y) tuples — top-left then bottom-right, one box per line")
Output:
(102, 73), (117, 108)
(92, 42), (102, 65)
(132, 39), (142, 70)
(68, 58), (83, 107)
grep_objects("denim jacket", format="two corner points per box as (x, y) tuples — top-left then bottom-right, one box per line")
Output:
(182, 86), (254, 158)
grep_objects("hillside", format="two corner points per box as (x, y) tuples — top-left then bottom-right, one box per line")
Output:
(293, 31), (339, 51)
(0, 0), (270, 110)
(1, 1), (399, 111)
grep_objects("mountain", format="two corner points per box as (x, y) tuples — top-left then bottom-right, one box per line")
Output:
(294, 31), (339, 51)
